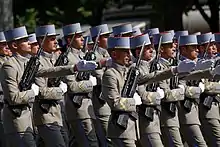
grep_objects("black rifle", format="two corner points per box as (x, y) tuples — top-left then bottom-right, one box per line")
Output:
(76, 29), (102, 81)
(116, 41), (145, 131)
(72, 30), (102, 107)
(115, 41), (145, 145)
(19, 33), (48, 91)
(47, 33), (75, 87)
(164, 37), (180, 116)
(146, 36), (162, 92)
(10, 33), (48, 117)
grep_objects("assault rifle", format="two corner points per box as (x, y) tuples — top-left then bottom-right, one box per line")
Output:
(47, 33), (75, 87)
(19, 33), (48, 91)
(76, 29), (101, 81)
(116, 41), (145, 130)
(72, 30), (101, 107)
(146, 36), (162, 92)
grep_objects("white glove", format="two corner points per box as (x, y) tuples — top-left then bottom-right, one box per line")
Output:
(89, 76), (97, 86)
(105, 58), (112, 67)
(178, 84), (185, 92)
(199, 82), (205, 93)
(133, 92), (142, 105)
(177, 60), (196, 73)
(31, 83), (39, 96)
(195, 59), (214, 71)
(59, 81), (67, 93)
(76, 60), (97, 71)
(156, 87), (165, 99)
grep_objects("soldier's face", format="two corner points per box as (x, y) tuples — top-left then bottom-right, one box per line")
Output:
(0, 42), (10, 56)
(30, 42), (39, 55)
(72, 33), (84, 49)
(199, 42), (217, 58)
(208, 42), (217, 57)
(112, 49), (130, 65)
(136, 44), (153, 61)
(160, 43), (175, 59)
(41, 36), (57, 53)
(99, 34), (109, 49)
(15, 38), (31, 54)
(183, 45), (198, 60)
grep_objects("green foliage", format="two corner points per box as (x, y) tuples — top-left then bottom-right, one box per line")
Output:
(77, 7), (92, 18)
(15, 8), (39, 33)
(46, 7), (64, 27)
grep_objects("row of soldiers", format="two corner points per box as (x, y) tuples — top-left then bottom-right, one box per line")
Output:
(0, 22), (220, 147)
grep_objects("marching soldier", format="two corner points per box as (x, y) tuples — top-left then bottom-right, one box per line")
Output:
(2, 26), (39, 147)
(102, 37), (142, 147)
(90, 24), (112, 147)
(102, 36), (196, 147)
(178, 35), (207, 147)
(1, 25), (97, 147)
(62, 23), (99, 147)
(196, 33), (220, 147)
(155, 33), (185, 147)
(33, 24), (97, 147)
(0, 31), (10, 147)
(130, 33), (197, 147)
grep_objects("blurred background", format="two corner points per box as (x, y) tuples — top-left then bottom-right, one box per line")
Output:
(1, 0), (220, 35)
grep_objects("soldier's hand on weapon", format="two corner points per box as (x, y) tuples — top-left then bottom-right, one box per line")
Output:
(75, 60), (97, 71)
(199, 82), (205, 93)
(178, 84), (185, 92)
(31, 83), (39, 96)
(133, 92), (142, 105)
(89, 76), (97, 86)
(59, 81), (67, 93)
(195, 59), (214, 71)
(176, 60), (196, 73)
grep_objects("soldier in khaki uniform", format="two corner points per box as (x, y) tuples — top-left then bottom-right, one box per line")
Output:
(130, 33), (165, 147)
(130, 33), (197, 146)
(62, 23), (99, 147)
(196, 33), (220, 147)
(155, 33), (185, 147)
(0, 31), (10, 147)
(32, 24), (98, 147)
(178, 35), (207, 147)
(1, 26), (39, 147)
(102, 37), (143, 147)
(90, 24), (112, 147)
